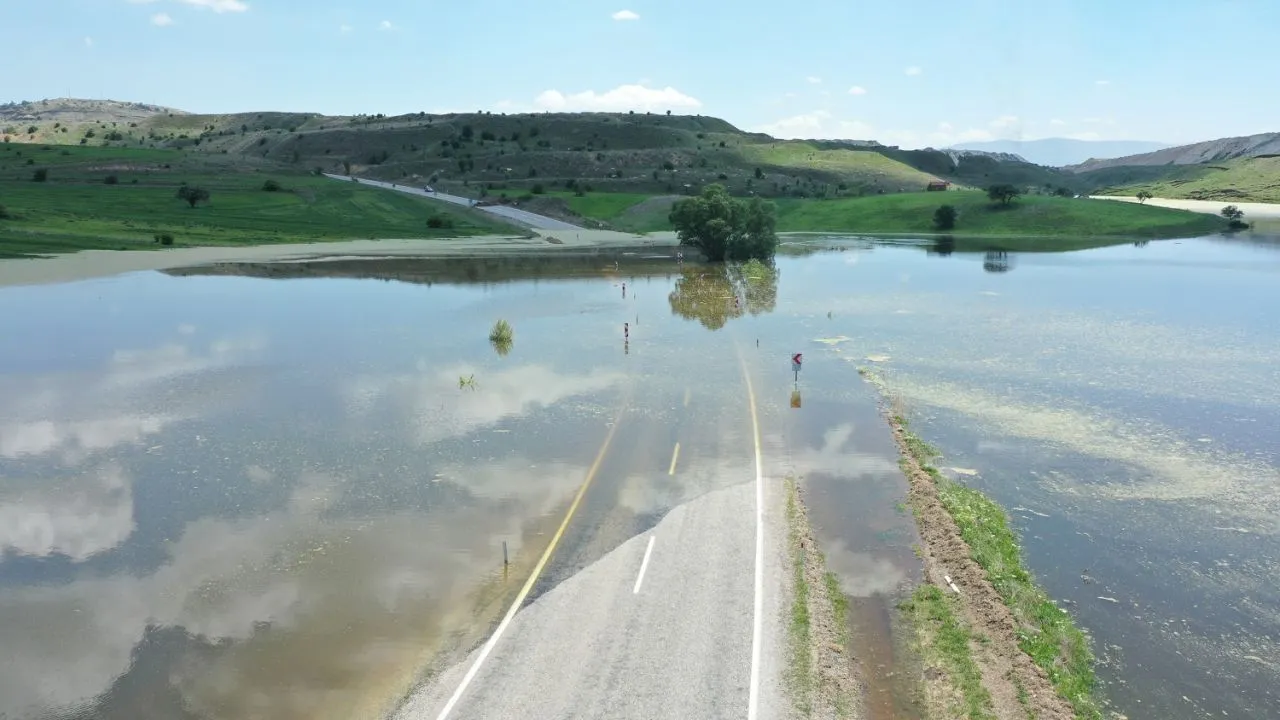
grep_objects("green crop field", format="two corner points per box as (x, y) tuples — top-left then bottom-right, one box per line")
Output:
(0, 146), (514, 258)
(772, 191), (1225, 240)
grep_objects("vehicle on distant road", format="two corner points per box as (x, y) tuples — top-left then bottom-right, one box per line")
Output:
(423, 186), (435, 193)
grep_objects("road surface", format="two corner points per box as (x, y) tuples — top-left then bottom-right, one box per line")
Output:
(324, 174), (584, 231)
(1091, 195), (1280, 219)
(392, 357), (791, 720)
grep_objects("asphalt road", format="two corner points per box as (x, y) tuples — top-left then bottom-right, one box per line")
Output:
(393, 363), (790, 720)
(323, 174), (584, 231)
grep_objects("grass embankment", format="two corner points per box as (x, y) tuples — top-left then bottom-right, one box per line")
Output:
(775, 191), (1225, 241)
(784, 476), (859, 719)
(889, 410), (1102, 720)
(1085, 156), (1280, 203)
(508, 188), (1224, 246)
(0, 145), (512, 257)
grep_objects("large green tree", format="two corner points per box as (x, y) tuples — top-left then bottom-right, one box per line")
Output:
(669, 184), (779, 261)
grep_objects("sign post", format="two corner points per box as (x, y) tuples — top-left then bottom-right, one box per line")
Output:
(791, 353), (803, 382)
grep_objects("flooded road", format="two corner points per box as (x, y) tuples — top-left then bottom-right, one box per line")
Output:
(1, 235), (1278, 718)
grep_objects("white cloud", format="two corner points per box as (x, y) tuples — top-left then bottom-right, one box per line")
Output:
(904, 66), (923, 76)
(1067, 131), (1101, 141)
(754, 110), (874, 140)
(151, 12), (174, 25)
(0, 464), (135, 561)
(379, 20), (393, 30)
(130, 0), (247, 13)
(84, 36), (94, 47)
(937, 121), (953, 132)
(339, 23), (352, 33)
(611, 9), (639, 20)
(806, 76), (822, 84)
(847, 85), (867, 96)
(533, 84), (701, 112)
(1095, 79), (1111, 86)
(1050, 118), (1067, 126)
(178, 0), (249, 11)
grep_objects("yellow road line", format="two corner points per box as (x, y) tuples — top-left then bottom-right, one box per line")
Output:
(668, 442), (681, 476)
(433, 412), (624, 720)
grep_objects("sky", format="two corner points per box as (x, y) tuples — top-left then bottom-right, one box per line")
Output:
(3, 0), (1277, 148)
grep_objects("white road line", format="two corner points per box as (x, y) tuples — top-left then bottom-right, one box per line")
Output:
(633, 535), (657, 594)
(741, 359), (765, 720)
(668, 442), (681, 476)
(431, 416), (622, 720)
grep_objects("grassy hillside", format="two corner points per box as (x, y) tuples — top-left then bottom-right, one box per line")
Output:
(3, 100), (1070, 202)
(1082, 156), (1280, 203)
(772, 191), (1225, 239)
(0, 145), (512, 258)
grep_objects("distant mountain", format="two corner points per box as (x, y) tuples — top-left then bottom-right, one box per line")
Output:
(1067, 132), (1280, 172)
(0, 98), (184, 124)
(950, 138), (1170, 168)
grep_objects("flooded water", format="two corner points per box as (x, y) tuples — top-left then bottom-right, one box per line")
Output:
(1, 235), (1278, 719)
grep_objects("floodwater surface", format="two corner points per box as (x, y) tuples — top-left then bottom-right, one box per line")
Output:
(1, 234), (1278, 719)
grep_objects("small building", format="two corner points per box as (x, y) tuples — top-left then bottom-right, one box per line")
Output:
(926, 181), (950, 192)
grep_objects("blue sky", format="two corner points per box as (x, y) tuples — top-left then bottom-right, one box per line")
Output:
(4, 0), (1277, 148)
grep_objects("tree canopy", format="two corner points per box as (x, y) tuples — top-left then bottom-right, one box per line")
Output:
(668, 184), (779, 262)
(176, 185), (210, 208)
(986, 183), (1021, 205)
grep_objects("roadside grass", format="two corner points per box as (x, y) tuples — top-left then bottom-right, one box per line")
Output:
(895, 416), (1103, 720)
(785, 476), (815, 715)
(900, 584), (995, 720)
(774, 191), (1226, 239)
(1090, 156), (1280, 204)
(0, 147), (514, 256)
(522, 190), (654, 221)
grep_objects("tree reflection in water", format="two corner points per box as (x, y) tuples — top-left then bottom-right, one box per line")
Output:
(983, 250), (1012, 273)
(668, 259), (780, 330)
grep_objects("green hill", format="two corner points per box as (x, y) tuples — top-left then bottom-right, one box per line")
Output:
(1081, 156), (1280, 203)
(3, 100), (1073, 201)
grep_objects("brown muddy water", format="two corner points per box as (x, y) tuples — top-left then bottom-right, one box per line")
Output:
(1, 235), (1278, 719)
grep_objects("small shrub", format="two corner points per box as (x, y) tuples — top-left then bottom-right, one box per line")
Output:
(32, 168), (48, 182)
(933, 204), (958, 230)
(0, 203), (10, 219)
(26, 158), (34, 165)
(104, 174), (119, 185)
(426, 214), (454, 229)
(155, 233), (175, 245)
(262, 179), (282, 192)
(531, 183), (545, 194)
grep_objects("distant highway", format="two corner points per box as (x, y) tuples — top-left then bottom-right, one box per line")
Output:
(323, 174), (584, 231)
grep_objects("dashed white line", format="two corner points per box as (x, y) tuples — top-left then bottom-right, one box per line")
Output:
(633, 535), (656, 594)
(668, 442), (681, 476)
